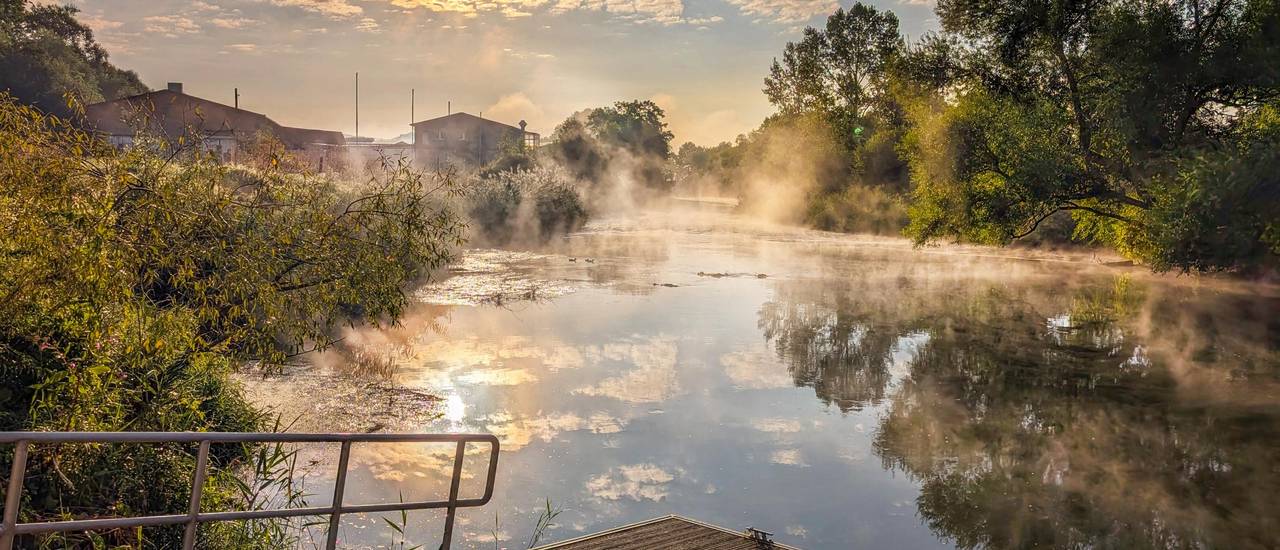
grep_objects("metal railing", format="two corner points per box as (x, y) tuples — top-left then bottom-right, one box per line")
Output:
(0, 432), (500, 550)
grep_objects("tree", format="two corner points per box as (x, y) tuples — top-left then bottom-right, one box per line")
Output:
(764, 3), (903, 125)
(587, 99), (674, 160)
(548, 100), (674, 191)
(902, 0), (1280, 271)
(0, 0), (147, 115)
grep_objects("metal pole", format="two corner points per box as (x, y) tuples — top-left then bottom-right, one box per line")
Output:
(182, 440), (211, 549)
(325, 441), (352, 550)
(234, 88), (239, 109)
(1, 440), (29, 550)
(441, 440), (466, 549)
(355, 72), (359, 139)
(411, 88), (415, 145)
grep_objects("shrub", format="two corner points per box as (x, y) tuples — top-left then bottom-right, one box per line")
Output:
(0, 95), (463, 548)
(466, 166), (588, 245)
(806, 183), (909, 235)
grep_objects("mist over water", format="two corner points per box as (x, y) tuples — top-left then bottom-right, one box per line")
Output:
(244, 202), (1279, 549)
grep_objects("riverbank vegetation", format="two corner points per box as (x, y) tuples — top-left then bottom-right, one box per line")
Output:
(0, 96), (464, 547)
(676, 0), (1279, 273)
(464, 98), (677, 242)
(467, 165), (588, 245)
(547, 100), (675, 207)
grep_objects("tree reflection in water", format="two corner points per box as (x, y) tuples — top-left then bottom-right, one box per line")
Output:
(758, 274), (1280, 549)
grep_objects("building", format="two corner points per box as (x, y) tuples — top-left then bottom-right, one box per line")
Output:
(411, 112), (540, 168)
(82, 82), (345, 163)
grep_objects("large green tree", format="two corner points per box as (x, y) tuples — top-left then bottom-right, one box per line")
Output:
(764, 3), (903, 124)
(902, 0), (1280, 271)
(0, 0), (147, 115)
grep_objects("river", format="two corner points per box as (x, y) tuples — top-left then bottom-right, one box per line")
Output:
(242, 201), (1280, 549)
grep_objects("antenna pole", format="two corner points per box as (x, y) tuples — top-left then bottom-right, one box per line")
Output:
(234, 87), (239, 109)
(411, 88), (415, 144)
(355, 72), (359, 139)
(447, 101), (451, 116)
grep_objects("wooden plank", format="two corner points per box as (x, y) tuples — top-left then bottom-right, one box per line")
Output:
(531, 515), (800, 550)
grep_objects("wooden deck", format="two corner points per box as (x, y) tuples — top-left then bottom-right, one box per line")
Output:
(530, 515), (800, 550)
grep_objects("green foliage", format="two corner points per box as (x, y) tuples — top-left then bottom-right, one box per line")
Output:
(0, 0), (147, 115)
(731, 2), (913, 232)
(764, 2), (904, 150)
(467, 166), (588, 244)
(902, 0), (1280, 271)
(548, 100), (674, 191)
(525, 498), (562, 549)
(1135, 102), (1280, 271)
(807, 183), (909, 235)
(0, 96), (463, 547)
(903, 90), (1089, 245)
(479, 132), (536, 179)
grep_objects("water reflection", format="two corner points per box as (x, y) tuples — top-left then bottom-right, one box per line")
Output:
(760, 268), (1280, 548)
(255, 210), (1279, 549)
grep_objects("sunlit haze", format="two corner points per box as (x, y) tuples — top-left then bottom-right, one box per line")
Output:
(66, 0), (938, 143)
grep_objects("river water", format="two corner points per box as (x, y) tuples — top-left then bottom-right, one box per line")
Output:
(244, 202), (1280, 549)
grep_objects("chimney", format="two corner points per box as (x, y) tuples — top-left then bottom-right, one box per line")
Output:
(167, 82), (183, 94)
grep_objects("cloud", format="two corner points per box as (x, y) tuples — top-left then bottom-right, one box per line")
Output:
(78, 15), (124, 31)
(355, 16), (381, 32)
(484, 92), (546, 128)
(559, 0), (685, 25)
(719, 345), (793, 389)
(349, 441), (491, 482)
(770, 448), (808, 466)
(385, 0), (713, 25)
(723, 0), (837, 24)
(210, 17), (261, 28)
(268, 0), (363, 19)
(481, 410), (627, 451)
(143, 15), (200, 37)
(226, 43), (259, 52)
(574, 337), (680, 403)
(586, 464), (679, 501)
(753, 418), (803, 433)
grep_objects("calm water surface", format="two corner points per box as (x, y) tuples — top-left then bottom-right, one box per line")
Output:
(245, 204), (1280, 549)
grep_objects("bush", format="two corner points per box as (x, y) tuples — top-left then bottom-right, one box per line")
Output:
(806, 183), (909, 235)
(466, 166), (588, 245)
(0, 95), (463, 548)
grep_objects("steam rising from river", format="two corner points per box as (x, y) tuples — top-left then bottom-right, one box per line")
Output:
(240, 204), (1277, 548)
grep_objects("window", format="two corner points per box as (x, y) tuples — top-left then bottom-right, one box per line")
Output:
(437, 131), (445, 140)
(459, 131), (467, 141)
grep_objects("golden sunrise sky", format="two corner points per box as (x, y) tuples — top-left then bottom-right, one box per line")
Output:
(68, 0), (939, 144)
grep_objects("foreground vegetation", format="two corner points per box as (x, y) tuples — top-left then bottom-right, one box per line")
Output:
(0, 96), (464, 547)
(677, 0), (1280, 273)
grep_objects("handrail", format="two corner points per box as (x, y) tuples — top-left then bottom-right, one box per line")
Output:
(0, 432), (500, 550)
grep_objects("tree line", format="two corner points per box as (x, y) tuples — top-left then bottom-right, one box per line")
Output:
(677, 0), (1280, 273)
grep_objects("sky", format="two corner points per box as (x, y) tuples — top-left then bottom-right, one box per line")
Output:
(67, 0), (939, 145)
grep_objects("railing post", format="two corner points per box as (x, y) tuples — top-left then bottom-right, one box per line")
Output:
(182, 440), (211, 550)
(325, 441), (352, 550)
(1, 440), (29, 550)
(440, 440), (466, 550)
